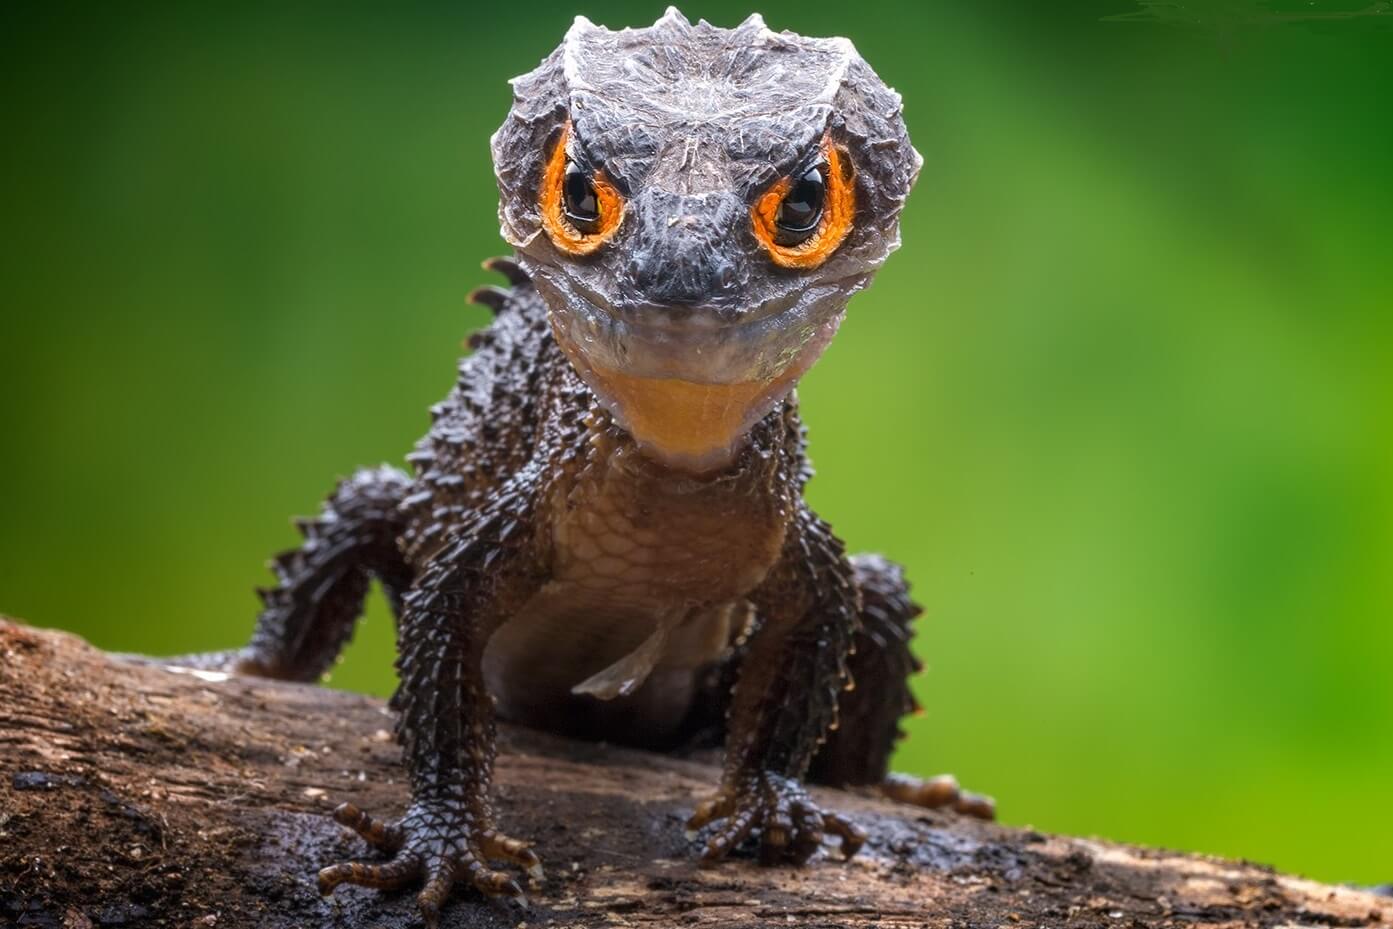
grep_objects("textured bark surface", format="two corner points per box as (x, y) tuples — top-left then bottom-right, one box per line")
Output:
(1, 617), (1387, 929)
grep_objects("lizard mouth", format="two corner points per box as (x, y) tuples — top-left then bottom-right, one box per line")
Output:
(527, 265), (866, 472)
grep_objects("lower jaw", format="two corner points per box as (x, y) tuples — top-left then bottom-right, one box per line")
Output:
(579, 361), (804, 473)
(537, 281), (851, 472)
(549, 311), (841, 472)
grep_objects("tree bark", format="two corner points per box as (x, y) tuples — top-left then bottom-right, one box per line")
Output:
(0, 617), (1386, 929)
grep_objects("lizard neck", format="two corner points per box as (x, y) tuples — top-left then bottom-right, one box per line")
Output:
(572, 396), (801, 492)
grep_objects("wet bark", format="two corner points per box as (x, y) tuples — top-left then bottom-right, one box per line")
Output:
(0, 618), (1387, 929)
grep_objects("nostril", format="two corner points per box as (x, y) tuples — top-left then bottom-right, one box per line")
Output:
(622, 236), (740, 306)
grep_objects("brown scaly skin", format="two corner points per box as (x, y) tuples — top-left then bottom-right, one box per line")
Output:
(169, 10), (994, 926)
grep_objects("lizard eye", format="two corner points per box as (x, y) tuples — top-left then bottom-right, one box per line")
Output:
(540, 122), (624, 256)
(773, 165), (826, 244)
(751, 137), (856, 270)
(563, 163), (601, 233)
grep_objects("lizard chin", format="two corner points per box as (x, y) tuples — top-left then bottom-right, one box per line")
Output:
(544, 294), (846, 473)
(556, 338), (817, 473)
(524, 260), (868, 473)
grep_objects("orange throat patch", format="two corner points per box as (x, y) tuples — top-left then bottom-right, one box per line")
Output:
(582, 363), (800, 473)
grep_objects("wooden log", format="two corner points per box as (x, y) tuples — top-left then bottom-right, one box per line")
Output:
(1, 617), (1387, 929)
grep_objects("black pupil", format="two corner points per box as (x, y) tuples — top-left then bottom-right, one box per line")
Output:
(563, 162), (600, 230)
(776, 165), (826, 235)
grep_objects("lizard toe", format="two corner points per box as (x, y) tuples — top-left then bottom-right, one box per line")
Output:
(881, 772), (997, 821)
(691, 773), (864, 866)
(478, 827), (545, 881)
(318, 799), (536, 920)
(332, 801), (405, 852)
(318, 855), (420, 894)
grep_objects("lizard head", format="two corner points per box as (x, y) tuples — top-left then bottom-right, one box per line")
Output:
(491, 7), (920, 472)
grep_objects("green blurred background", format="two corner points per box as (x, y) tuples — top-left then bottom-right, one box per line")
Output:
(2, 0), (1389, 884)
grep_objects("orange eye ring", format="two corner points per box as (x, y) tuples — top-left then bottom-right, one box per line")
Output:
(540, 122), (624, 256)
(751, 138), (855, 270)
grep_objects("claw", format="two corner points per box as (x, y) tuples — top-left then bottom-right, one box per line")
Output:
(479, 828), (543, 880)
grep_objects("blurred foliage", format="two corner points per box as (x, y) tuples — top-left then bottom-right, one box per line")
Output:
(1105, 0), (1393, 29)
(1, 0), (1389, 884)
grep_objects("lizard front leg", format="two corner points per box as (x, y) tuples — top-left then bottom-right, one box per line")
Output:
(688, 505), (868, 865)
(317, 482), (546, 925)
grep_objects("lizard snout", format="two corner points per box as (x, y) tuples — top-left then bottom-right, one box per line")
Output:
(618, 190), (747, 311)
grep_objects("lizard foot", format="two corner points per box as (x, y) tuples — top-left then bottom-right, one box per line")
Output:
(318, 801), (541, 927)
(687, 772), (867, 865)
(881, 773), (996, 820)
